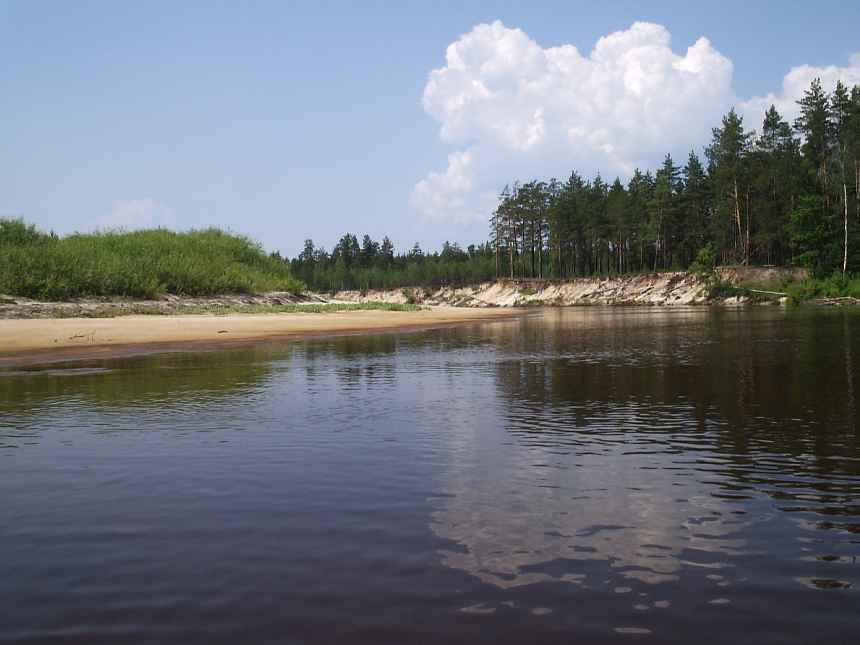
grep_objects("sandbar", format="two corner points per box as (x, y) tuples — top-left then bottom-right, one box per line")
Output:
(0, 307), (520, 367)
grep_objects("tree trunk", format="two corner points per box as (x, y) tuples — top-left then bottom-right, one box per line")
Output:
(844, 181), (849, 276)
(521, 221), (526, 277)
(746, 187), (752, 266)
(733, 178), (744, 264)
(538, 225), (543, 279)
(855, 159), (860, 221)
(530, 222), (535, 278)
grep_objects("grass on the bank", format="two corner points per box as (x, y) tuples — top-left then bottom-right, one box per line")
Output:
(47, 302), (425, 318)
(708, 272), (860, 303)
(782, 275), (860, 302)
(173, 302), (424, 316)
(0, 218), (304, 300)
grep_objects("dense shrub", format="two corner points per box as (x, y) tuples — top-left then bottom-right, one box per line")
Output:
(784, 273), (860, 303)
(0, 219), (304, 300)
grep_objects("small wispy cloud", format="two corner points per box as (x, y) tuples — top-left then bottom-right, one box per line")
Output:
(90, 198), (174, 232)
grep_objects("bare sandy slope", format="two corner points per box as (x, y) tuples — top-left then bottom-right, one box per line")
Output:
(0, 307), (518, 367)
(332, 267), (808, 308)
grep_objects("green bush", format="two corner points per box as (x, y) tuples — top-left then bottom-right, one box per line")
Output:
(707, 279), (742, 299)
(0, 219), (304, 300)
(400, 288), (416, 305)
(689, 244), (717, 282)
(784, 273), (860, 303)
(0, 219), (50, 246)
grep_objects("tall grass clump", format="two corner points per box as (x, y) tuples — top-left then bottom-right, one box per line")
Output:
(0, 218), (305, 300)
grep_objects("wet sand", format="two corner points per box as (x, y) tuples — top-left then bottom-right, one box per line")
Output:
(0, 307), (520, 367)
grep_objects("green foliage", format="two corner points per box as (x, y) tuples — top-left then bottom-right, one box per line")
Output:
(292, 236), (497, 292)
(29, 301), (423, 319)
(400, 288), (417, 305)
(0, 218), (50, 246)
(0, 220), (304, 300)
(787, 195), (836, 272)
(784, 274), (860, 303)
(689, 244), (717, 282)
(708, 279), (742, 299)
(173, 302), (424, 316)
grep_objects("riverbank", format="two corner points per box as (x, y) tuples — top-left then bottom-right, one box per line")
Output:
(0, 266), (826, 321)
(332, 267), (810, 307)
(0, 294), (420, 319)
(0, 307), (519, 367)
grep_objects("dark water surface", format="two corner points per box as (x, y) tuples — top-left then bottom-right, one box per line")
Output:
(1, 307), (858, 644)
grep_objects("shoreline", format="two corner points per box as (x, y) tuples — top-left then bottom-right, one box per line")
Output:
(0, 307), (521, 368)
(0, 268), (806, 319)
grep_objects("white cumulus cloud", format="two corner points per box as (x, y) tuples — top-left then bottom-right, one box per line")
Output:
(741, 53), (860, 124)
(411, 20), (860, 225)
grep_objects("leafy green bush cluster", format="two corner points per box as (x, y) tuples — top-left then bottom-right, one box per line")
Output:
(0, 218), (304, 300)
(689, 245), (733, 299)
(708, 272), (860, 303)
(784, 273), (860, 303)
(707, 279), (742, 299)
(689, 244), (717, 282)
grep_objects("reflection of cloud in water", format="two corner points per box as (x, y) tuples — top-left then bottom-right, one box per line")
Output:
(431, 401), (750, 589)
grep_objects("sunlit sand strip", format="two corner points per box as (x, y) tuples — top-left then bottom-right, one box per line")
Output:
(0, 307), (521, 367)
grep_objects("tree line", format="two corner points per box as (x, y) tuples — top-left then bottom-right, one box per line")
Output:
(490, 78), (860, 279)
(291, 77), (860, 291)
(285, 234), (496, 291)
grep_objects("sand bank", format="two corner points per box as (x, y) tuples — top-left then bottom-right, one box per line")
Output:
(332, 267), (808, 308)
(0, 307), (519, 367)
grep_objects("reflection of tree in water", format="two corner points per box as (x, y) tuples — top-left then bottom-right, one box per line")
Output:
(431, 307), (860, 591)
(0, 347), (286, 439)
(301, 334), (400, 393)
(300, 330), (497, 393)
(0, 333), (414, 416)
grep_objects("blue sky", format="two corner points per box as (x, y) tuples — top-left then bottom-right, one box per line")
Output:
(3, 1), (860, 257)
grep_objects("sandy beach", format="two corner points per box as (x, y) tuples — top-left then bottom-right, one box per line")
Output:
(0, 307), (519, 367)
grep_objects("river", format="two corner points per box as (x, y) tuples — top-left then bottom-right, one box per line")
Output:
(1, 307), (858, 644)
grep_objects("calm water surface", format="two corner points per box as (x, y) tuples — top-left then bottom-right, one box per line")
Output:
(1, 307), (858, 644)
